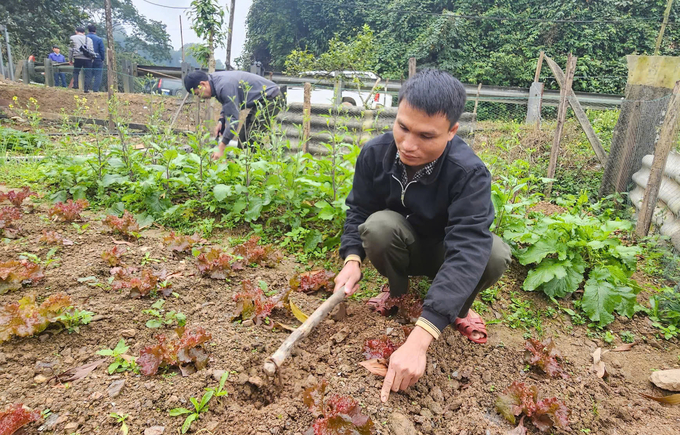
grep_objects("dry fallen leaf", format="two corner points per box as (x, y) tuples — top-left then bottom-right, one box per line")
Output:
(272, 322), (296, 332)
(111, 237), (133, 246)
(591, 348), (608, 379)
(507, 416), (527, 435)
(640, 393), (680, 405)
(52, 358), (106, 383)
(358, 358), (388, 377)
(289, 299), (309, 323)
(612, 343), (636, 352)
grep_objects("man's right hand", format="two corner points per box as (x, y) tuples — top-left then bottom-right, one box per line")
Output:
(211, 148), (225, 161)
(214, 121), (223, 138)
(334, 261), (362, 296)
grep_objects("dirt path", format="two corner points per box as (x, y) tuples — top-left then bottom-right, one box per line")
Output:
(0, 202), (679, 435)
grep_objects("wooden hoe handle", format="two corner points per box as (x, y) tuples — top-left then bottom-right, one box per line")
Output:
(263, 286), (346, 376)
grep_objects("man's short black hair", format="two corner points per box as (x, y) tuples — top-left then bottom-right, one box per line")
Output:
(75, 26), (85, 33)
(87, 24), (96, 33)
(52, 45), (60, 49)
(397, 69), (467, 127)
(184, 70), (210, 93)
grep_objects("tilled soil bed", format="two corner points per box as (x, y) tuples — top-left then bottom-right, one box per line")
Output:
(1, 204), (679, 435)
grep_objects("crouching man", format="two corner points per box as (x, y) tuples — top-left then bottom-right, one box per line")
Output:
(333, 69), (512, 402)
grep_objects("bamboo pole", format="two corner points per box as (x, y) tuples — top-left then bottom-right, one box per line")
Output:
(302, 82), (312, 153)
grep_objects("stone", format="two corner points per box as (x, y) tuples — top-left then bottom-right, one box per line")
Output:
(430, 386), (444, 403)
(420, 408), (433, 419)
(421, 420), (434, 433)
(242, 320), (254, 327)
(650, 369), (680, 392)
(236, 373), (249, 385)
(331, 328), (349, 344)
(120, 329), (137, 338)
(424, 396), (444, 415)
(212, 370), (227, 382)
(450, 399), (463, 411)
(38, 413), (60, 431)
(144, 426), (165, 435)
(33, 374), (49, 384)
(107, 379), (126, 398)
(388, 412), (417, 435)
(248, 376), (264, 388)
(64, 422), (80, 434)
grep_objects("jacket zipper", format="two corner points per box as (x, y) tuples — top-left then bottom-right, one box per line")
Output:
(392, 174), (417, 208)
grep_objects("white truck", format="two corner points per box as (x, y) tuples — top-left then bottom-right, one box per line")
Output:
(285, 71), (393, 109)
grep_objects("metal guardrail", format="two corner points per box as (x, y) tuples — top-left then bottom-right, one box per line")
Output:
(26, 62), (623, 109)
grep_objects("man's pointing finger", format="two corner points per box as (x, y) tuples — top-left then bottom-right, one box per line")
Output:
(381, 367), (395, 403)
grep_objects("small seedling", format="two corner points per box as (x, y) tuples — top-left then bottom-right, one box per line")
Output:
(109, 412), (129, 435)
(97, 339), (137, 374)
(169, 390), (213, 434)
(603, 331), (615, 344)
(19, 248), (60, 268)
(56, 308), (95, 333)
(71, 222), (91, 235)
(143, 299), (186, 329)
(140, 252), (161, 266)
(620, 331), (635, 343)
(205, 371), (229, 400)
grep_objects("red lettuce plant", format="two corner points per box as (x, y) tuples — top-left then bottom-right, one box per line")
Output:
(495, 381), (570, 433)
(101, 246), (127, 267)
(232, 236), (282, 267)
(0, 207), (22, 237)
(0, 187), (36, 209)
(196, 248), (235, 279)
(0, 260), (44, 294)
(0, 403), (40, 435)
(48, 199), (89, 222)
(524, 338), (568, 379)
(0, 293), (72, 342)
(39, 230), (73, 246)
(363, 336), (401, 360)
(290, 270), (336, 293)
(112, 267), (170, 298)
(164, 231), (203, 253)
(232, 279), (282, 325)
(303, 380), (374, 435)
(102, 211), (140, 238)
(137, 327), (212, 376)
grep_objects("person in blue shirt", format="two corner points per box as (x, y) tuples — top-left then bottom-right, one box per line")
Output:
(48, 46), (67, 87)
(86, 24), (106, 92)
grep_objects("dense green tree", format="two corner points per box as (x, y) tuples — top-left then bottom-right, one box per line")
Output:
(0, 1), (88, 60)
(243, 0), (680, 93)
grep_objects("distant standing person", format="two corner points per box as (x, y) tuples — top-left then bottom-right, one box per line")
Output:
(48, 46), (67, 87)
(69, 26), (95, 93)
(183, 70), (284, 160)
(86, 24), (106, 92)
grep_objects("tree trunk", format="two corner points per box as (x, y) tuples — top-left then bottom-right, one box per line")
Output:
(226, 0), (236, 69)
(208, 32), (215, 73)
(105, 0), (117, 89)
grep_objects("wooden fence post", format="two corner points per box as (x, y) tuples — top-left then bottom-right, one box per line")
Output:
(635, 80), (680, 237)
(44, 59), (54, 87)
(544, 55), (608, 165)
(121, 59), (130, 93)
(545, 54), (577, 197)
(333, 76), (343, 107)
(409, 57), (416, 78)
(302, 82), (312, 153)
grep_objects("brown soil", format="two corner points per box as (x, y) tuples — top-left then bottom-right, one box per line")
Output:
(0, 199), (678, 435)
(0, 79), (208, 131)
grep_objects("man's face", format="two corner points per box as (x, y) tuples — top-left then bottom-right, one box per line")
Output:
(194, 80), (212, 99)
(53, 48), (60, 54)
(393, 101), (458, 168)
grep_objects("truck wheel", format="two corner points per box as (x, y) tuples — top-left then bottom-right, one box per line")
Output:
(341, 97), (357, 106)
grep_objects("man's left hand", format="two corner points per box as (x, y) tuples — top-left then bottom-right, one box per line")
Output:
(380, 326), (433, 402)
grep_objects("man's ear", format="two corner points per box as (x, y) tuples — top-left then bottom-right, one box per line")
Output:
(448, 122), (459, 141)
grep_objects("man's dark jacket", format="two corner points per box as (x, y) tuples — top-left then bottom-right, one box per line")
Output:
(339, 132), (495, 334)
(87, 32), (106, 62)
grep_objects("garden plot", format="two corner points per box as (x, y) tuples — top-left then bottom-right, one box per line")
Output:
(0, 195), (679, 435)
